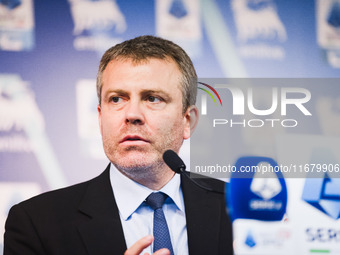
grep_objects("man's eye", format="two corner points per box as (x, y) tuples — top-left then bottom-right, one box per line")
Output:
(111, 97), (122, 103)
(147, 96), (161, 103)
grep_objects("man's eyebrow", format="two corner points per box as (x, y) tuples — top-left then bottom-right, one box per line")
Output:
(140, 89), (167, 94)
(140, 89), (172, 100)
(103, 88), (172, 100)
(103, 89), (128, 96)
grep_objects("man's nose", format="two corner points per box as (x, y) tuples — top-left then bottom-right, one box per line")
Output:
(125, 100), (145, 125)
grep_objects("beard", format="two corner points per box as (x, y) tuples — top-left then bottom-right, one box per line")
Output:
(102, 133), (182, 184)
(101, 118), (185, 185)
(113, 152), (165, 183)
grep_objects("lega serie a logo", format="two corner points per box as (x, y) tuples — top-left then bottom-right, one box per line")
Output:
(302, 148), (340, 220)
(302, 175), (340, 220)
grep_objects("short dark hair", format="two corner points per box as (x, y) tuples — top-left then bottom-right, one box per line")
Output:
(96, 35), (197, 112)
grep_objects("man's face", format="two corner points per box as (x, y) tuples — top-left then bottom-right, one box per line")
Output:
(98, 58), (191, 175)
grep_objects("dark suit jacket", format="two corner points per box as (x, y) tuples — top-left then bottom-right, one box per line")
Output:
(4, 165), (233, 255)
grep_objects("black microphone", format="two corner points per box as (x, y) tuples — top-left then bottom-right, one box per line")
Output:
(163, 150), (186, 174)
(163, 150), (224, 194)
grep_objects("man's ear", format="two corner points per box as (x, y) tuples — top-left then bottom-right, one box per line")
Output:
(97, 104), (103, 136)
(183, 105), (199, 140)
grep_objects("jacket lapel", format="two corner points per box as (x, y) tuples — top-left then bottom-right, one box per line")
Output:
(77, 165), (127, 255)
(181, 174), (222, 255)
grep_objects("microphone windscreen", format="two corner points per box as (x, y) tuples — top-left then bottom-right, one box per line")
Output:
(227, 156), (287, 222)
(163, 150), (186, 173)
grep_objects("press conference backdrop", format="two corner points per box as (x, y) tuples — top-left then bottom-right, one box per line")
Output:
(1, 0), (340, 254)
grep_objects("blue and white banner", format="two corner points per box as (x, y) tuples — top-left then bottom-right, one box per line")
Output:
(1, 1), (340, 254)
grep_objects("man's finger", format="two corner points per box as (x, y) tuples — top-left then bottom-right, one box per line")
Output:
(152, 248), (170, 255)
(124, 235), (154, 255)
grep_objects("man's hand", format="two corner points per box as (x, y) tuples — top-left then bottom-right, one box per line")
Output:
(124, 235), (170, 255)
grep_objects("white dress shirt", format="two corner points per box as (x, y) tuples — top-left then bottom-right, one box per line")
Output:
(109, 163), (188, 254)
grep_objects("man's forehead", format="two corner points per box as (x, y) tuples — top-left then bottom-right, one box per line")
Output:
(104, 57), (183, 82)
(102, 58), (182, 89)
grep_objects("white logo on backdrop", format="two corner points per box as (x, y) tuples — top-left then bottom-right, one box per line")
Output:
(0, 83), (44, 132)
(231, 0), (287, 42)
(156, 0), (202, 58)
(316, 0), (340, 68)
(76, 79), (105, 159)
(316, 96), (340, 136)
(69, 0), (126, 35)
(0, 75), (44, 152)
(251, 163), (282, 200)
(0, 0), (35, 51)
(231, 0), (287, 60)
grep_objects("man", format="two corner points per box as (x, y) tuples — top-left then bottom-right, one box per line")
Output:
(4, 36), (233, 255)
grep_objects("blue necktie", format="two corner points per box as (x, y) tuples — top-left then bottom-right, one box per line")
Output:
(146, 192), (174, 255)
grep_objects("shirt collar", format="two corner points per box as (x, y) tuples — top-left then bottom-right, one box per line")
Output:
(109, 163), (184, 220)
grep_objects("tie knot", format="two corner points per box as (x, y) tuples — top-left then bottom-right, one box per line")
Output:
(145, 192), (167, 210)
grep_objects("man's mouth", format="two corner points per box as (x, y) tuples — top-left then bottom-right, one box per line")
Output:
(120, 135), (150, 145)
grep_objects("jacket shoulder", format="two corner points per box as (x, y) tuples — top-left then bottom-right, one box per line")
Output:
(15, 167), (109, 215)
